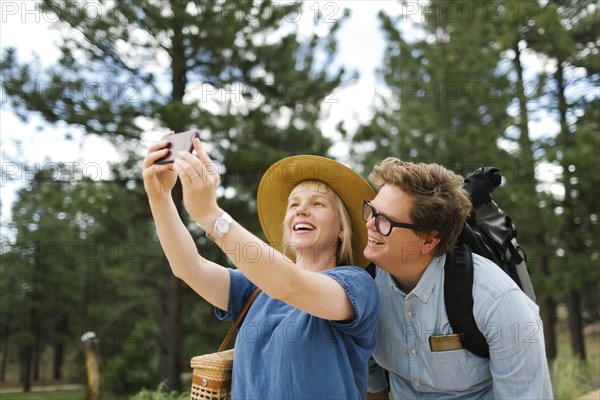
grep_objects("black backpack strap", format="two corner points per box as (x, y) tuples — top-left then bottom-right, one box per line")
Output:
(366, 262), (377, 279)
(444, 244), (490, 358)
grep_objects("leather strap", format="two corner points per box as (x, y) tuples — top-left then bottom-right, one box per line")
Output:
(192, 373), (231, 389)
(218, 287), (261, 352)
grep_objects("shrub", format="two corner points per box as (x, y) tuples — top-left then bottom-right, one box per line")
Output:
(131, 382), (187, 400)
(103, 320), (159, 395)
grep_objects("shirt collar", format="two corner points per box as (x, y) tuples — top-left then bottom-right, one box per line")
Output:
(384, 270), (404, 295)
(381, 254), (446, 302)
(409, 254), (446, 302)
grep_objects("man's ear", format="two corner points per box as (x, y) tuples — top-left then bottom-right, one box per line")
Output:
(421, 231), (440, 255)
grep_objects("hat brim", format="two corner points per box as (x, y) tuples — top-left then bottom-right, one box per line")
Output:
(257, 155), (375, 268)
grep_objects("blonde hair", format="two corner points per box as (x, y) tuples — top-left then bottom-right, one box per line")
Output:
(370, 158), (472, 257)
(281, 180), (354, 266)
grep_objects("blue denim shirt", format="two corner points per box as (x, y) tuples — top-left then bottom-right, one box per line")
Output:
(217, 266), (379, 400)
(368, 254), (553, 399)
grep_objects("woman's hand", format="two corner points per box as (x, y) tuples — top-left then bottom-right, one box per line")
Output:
(172, 138), (222, 228)
(142, 133), (178, 200)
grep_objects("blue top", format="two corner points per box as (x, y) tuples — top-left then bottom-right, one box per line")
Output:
(216, 266), (379, 400)
(367, 254), (553, 399)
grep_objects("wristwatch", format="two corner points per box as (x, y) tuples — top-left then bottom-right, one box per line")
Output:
(206, 212), (233, 241)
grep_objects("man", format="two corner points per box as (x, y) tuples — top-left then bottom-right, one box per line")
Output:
(364, 158), (552, 399)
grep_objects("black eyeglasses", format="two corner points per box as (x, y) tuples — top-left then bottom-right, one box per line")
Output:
(362, 201), (422, 236)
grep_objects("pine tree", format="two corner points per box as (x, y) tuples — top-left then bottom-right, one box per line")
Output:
(2, 1), (348, 391)
(353, 0), (599, 362)
(527, 0), (599, 360)
(493, 0), (560, 359)
(352, 1), (514, 174)
(4, 167), (89, 391)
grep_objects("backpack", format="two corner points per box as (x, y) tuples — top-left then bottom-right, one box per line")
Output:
(444, 167), (536, 358)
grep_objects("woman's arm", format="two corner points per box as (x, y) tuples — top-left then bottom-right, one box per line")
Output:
(148, 196), (230, 311)
(217, 217), (354, 321)
(143, 138), (230, 311)
(172, 139), (356, 321)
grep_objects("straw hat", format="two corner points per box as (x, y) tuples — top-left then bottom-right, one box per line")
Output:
(257, 155), (375, 268)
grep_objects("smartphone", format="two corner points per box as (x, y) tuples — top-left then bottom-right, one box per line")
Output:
(154, 130), (200, 165)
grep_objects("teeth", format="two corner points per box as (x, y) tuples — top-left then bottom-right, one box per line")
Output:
(369, 237), (384, 245)
(294, 223), (315, 231)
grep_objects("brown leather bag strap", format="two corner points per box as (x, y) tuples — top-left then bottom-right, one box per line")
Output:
(218, 287), (260, 352)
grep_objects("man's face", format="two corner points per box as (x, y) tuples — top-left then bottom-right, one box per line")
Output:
(363, 184), (428, 272)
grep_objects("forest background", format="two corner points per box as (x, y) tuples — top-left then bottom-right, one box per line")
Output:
(1, 0), (598, 398)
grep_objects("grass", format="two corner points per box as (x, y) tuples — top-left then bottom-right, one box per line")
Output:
(131, 382), (188, 400)
(551, 323), (600, 399)
(551, 354), (600, 399)
(0, 388), (85, 400)
(1, 323), (598, 399)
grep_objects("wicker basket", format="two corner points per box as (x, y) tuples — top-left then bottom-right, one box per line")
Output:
(190, 349), (234, 400)
(189, 288), (260, 400)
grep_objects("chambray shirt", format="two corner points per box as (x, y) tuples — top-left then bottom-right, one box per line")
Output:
(368, 254), (553, 399)
(216, 266), (379, 400)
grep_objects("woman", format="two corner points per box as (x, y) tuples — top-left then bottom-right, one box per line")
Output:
(142, 135), (379, 399)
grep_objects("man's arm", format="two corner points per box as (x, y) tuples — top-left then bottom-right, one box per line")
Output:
(484, 290), (553, 399)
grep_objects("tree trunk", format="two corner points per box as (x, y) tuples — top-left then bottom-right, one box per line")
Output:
(33, 322), (42, 381)
(20, 307), (38, 392)
(0, 348), (5, 382)
(513, 41), (557, 359)
(0, 316), (9, 382)
(53, 315), (67, 380)
(155, 2), (188, 391)
(538, 294), (557, 360)
(566, 289), (586, 359)
(53, 341), (64, 380)
(158, 183), (184, 390)
(159, 266), (182, 391)
(535, 235), (557, 360)
(555, 61), (587, 360)
(20, 345), (32, 392)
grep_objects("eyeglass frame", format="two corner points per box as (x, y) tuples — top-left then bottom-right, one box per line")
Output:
(362, 200), (423, 236)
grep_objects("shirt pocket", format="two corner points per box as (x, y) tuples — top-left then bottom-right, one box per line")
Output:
(423, 348), (490, 392)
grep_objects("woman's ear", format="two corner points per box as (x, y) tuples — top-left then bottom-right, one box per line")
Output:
(421, 231), (440, 255)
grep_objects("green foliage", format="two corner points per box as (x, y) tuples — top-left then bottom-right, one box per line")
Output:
(1, 0), (349, 392)
(0, 162), (164, 388)
(352, 1), (514, 173)
(530, 1), (600, 324)
(131, 382), (188, 400)
(104, 320), (160, 396)
(350, 0), (598, 359)
(180, 288), (229, 361)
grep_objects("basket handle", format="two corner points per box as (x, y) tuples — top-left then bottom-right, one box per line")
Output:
(218, 287), (261, 352)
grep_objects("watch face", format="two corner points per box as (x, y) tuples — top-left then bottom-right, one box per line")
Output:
(207, 213), (232, 241)
(216, 218), (230, 234)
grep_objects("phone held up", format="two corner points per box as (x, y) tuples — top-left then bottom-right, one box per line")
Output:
(154, 130), (200, 165)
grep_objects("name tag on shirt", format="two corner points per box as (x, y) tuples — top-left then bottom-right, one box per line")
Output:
(429, 334), (464, 352)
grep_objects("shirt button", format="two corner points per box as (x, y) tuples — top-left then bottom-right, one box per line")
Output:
(407, 311), (414, 317)
(411, 348), (417, 356)
(415, 380), (421, 387)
